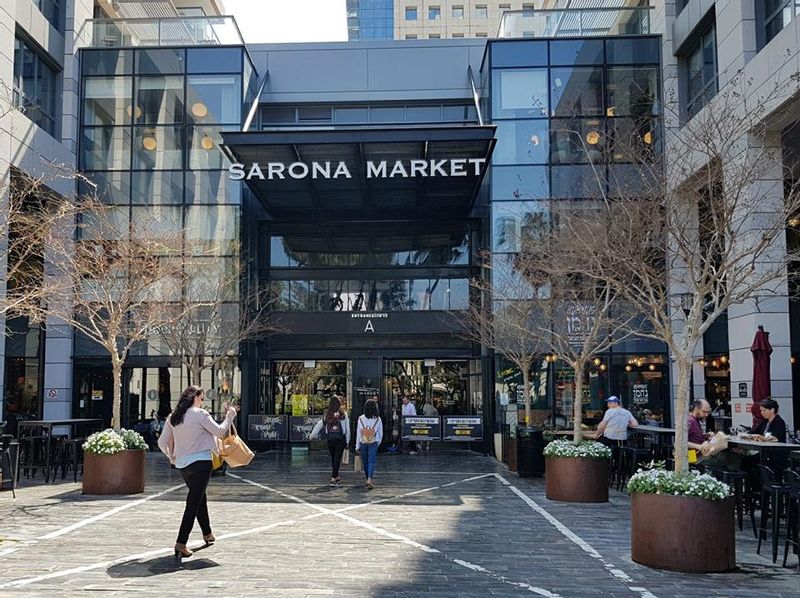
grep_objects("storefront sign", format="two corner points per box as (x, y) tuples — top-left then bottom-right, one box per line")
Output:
(248, 415), (288, 442)
(229, 158), (486, 181)
(351, 312), (388, 333)
(442, 415), (483, 441)
(289, 415), (322, 442)
(565, 304), (597, 348)
(632, 384), (649, 404)
(91, 390), (103, 401)
(401, 416), (441, 441)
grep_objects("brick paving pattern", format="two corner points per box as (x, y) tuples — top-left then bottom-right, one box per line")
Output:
(0, 449), (797, 597)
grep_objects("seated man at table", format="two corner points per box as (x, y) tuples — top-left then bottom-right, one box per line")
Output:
(594, 396), (638, 447)
(687, 399), (714, 452)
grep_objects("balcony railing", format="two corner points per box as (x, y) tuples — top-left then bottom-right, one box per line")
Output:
(75, 16), (246, 48)
(498, 7), (652, 39)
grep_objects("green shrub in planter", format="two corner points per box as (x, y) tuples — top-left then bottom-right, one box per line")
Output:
(627, 468), (730, 501)
(543, 439), (612, 460)
(119, 428), (148, 450)
(83, 428), (147, 455)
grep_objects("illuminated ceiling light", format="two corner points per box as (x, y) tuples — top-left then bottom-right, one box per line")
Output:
(643, 131), (653, 145)
(789, 217), (800, 228)
(711, 360), (719, 368)
(191, 102), (208, 118)
(200, 134), (214, 150)
(142, 135), (158, 151)
(126, 105), (142, 119)
(599, 364), (607, 371)
(720, 355), (728, 364)
(586, 130), (601, 145)
(606, 106), (616, 117)
(593, 357), (601, 366)
(624, 365), (632, 372)
(648, 364), (656, 371)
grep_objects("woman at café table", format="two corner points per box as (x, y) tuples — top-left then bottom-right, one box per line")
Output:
(750, 398), (787, 443)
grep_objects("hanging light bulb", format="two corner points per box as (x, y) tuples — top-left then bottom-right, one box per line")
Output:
(648, 364), (656, 371)
(625, 365), (632, 372)
(200, 134), (214, 150)
(599, 364), (607, 371)
(593, 357), (601, 366)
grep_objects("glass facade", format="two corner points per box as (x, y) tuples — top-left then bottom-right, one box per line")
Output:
(12, 36), (58, 135)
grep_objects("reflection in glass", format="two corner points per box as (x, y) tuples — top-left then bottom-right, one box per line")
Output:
(83, 77), (132, 126)
(82, 49), (133, 76)
(131, 171), (183, 204)
(135, 76), (184, 124)
(185, 205), (240, 255)
(186, 258), (239, 302)
(550, 67), (603, 116)
(136, 48), (185, 75)
(80, 171), (130, 204)
(550, 119), (605, 164)
(606, 66), (660, 117)
(133, 126), (184, 170)
(188, 127), (230, 169)
(608, 118), (659, 163)
(550, 165), (604, 199)
(492, 69), (549, 118)
(549, 40), (604, 66)
(492, 201), (550, 252)
(491, 165), (549, 200)
(491, 41), (548, 68)
(494, 120), (549, 165)
(187, 48), (242, 74)
(81, 127), (132, 171)
(131, 205), (182, 243)
(185, 170), (240, 204)
(187, 75), (241, 124)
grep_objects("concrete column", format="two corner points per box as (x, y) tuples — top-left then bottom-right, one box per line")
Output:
(726, 131), (793, 429)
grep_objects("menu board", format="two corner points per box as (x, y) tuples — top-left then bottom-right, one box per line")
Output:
(248, 415), (288, 442)
(289, 415), (323, 442)
(401, 416), (441, 441)
(442, 416), (483, 441)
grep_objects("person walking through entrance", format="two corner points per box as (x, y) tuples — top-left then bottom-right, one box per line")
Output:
(401, 396), (418, 454)
(158, 385), (237, 558)
(421, 399), (439, 450)
(311, 396), (350, 486)
(356, 400), (383, 489)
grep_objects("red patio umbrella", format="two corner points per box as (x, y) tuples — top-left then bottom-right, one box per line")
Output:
(750, 325), (772, 429)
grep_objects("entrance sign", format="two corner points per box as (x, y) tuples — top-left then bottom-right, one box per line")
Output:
(289, 415), (322, 442)
(228, 158), (486, 181)
(401, 416), (441, 441)
(442, 416), (483, 441)
(248, 415), (288, 441)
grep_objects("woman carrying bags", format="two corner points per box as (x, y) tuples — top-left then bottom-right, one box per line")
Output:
(311, 396), (350, 486)
(356, 399), (383, 489)
(158, 385), (237, 558)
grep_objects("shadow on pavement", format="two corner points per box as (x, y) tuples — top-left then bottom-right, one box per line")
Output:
(107, 546), (217, 578)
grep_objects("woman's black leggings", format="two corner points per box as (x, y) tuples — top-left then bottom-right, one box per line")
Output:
(177, 460), (213, 544)
(328, 438), (346, 478)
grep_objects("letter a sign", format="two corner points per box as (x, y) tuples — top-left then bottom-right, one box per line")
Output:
(364, 320), (375, 333)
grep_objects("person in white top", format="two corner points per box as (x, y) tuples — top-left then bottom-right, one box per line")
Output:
(421, 399), (439, 450)
(401, 396), (418, 454)
(356, 400), (383, 489)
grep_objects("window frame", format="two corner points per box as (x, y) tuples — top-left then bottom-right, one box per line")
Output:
(683, 24), (718, 120)
(405, 6), (418, 21)
(12, 34), (60, 136)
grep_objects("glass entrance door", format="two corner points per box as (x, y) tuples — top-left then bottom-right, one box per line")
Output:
(272, 361), (352, 416)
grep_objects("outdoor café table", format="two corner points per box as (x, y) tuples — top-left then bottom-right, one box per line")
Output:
(726, 437), (800, 465)
(17, 419), (103, 483)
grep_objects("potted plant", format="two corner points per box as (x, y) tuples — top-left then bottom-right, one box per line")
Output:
(544, 439), (612, 502)
(82, 428), (148, 495)
(628, 468), (734, 572)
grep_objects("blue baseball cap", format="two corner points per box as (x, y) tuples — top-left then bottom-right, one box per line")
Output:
(606, 396), (620, 404)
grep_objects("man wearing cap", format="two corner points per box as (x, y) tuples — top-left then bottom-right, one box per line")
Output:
(594, 396), (638, 447)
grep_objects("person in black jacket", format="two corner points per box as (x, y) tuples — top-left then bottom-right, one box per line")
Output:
(752, 398), (787, 442)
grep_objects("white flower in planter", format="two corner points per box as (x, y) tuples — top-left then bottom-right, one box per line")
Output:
(543, 439), (613, 460)
(83, 428), (147, 455)
(627, 469), (730, 501)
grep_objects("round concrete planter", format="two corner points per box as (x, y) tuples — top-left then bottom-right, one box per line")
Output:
(631, 492), (735, 572)
(82, 449), (146, 495)
(545, 456), (609, 502)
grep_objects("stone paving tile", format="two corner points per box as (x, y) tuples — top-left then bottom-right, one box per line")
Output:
(0, 449), (798, 597)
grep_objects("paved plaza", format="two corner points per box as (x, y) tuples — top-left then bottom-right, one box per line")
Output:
(0, 449), (797, 597)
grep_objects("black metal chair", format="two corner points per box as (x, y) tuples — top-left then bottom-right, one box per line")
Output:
(783, 469), (800, 570)
(617, 446), (651, 492)
(60, 438), (85, 482)
(708, 468), (755, 534)
(1, 436), (18, 498)
(757, 465), (790, 564)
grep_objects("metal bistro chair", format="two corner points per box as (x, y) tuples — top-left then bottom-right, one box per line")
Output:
(1, 435), (19, 498)
(783, 469), (800, 571)
(757, 465), (790, 564)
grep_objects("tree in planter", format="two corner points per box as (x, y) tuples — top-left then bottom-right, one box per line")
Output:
(35, 200), (201, 430)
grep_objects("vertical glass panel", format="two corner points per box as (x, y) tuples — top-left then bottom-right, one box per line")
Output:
(83, 77), (132, 126)
(185, 205), (240, 255)
(270, 237), (299, 267)
(186, 258), (239, 302)
(271, 280), (291, 310)
(187, 75), (242, 125)
(606, 66), (660, 117)
(187, 47), (242, 73)
(608, 118), (660, 163)
(406, 105), (442, 122)
(82, 50), (132, 76)
(494, 120), (549, 165)
(185, 170), (241, 204)
(135, 76), (184, 124)
(130, 171), (183, 204)
(550, 67), (603, 117)
(442, 104), (473, 122)
(334, 106), (369, 123)
(550, 118), (605, 164)
(289, 280), (309, 311)
(370, 106), (405, 122)
(605, 38), (660, 65)
(492, 201), (549, 252)
(448, 279), (469, 310)
(79, 206), (130, 240)
(188, 128), (230, 169)
(36, 60), (55, 134)
(491, 69), (548, 119)
(80, 171), (130, 204)
(491, 165), (549, 200)
(135, 48), (185, 75)
(131, 205), (182, 242)
(549, 40), (604, 66)
(133, 126), (184, 170)
(428, 279), (447, 310)
(81, 127), (132, 170)
(491, 41), (548, 67)
(550, 165), (605, 199)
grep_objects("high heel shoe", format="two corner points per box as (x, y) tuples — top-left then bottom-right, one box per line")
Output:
(174, 543), (193, 557)
(203, 533), (215, 545)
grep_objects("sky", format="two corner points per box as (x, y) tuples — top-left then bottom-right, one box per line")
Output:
(224, 0), (348, 44)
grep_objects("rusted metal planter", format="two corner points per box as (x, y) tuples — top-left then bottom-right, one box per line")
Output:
(82, 449), (146, 495)
(631, 492), (735, 572)
(545, 456), (609, 503)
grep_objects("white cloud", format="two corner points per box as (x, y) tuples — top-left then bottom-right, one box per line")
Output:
(224, 0), (348, 44)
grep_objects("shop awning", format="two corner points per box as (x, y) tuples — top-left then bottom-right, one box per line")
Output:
(221, 125), (496, 219)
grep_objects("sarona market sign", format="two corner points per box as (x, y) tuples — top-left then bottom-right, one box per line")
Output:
(228, 158), (486, 181)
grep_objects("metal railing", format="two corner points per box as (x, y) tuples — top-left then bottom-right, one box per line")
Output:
(498, 7), (652, 39)
(75, 16), (246, 48)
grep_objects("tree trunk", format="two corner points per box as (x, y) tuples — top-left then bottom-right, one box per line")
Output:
(190, 363), (202, 388)
(522, 365), (531, 427)
(573, 361), (584, 445)
(111, 357), (123, 431)
(673, 354), (692, 473)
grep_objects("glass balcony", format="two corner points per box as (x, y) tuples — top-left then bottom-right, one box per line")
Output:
(76, 16), (246, 48)
(498, 7), (651, 39)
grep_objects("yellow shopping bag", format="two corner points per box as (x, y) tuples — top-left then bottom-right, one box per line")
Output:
(211, 451), (224, 471)
(687, 449), (697, 464)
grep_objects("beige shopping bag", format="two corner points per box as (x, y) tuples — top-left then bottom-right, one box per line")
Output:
(218, 423), (255, 468)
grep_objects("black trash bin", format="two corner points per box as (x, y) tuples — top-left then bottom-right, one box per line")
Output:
(516, 427), (545, 478)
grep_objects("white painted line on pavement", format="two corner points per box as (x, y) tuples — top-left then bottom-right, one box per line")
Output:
(496, 474), (657, 598)
(232, 472), (562, 597)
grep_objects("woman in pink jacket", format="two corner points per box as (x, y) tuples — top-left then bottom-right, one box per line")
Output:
(158, 385), (236, 558)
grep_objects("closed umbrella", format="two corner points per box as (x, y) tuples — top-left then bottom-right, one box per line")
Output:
(750, 325), (772, 429)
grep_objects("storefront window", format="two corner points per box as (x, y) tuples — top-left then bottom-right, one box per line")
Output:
(186, 170), (240, 204)
(272, 361), (351, 416)
(550, 119), (606, 164)
(610, 354), (668, 425)
(491, 165), (549, 200)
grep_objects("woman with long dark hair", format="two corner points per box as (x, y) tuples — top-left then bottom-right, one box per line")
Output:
(311, 396), (350, 486)
(158, 385), (237, 558)
(356, 399), (383, 490)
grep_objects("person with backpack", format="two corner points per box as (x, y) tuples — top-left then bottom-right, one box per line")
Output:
(311, 396), (350, 486)
(356, 399), (383, 489)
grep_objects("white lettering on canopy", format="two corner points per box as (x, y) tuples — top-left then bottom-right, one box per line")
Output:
(229, 158), (486, 180)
